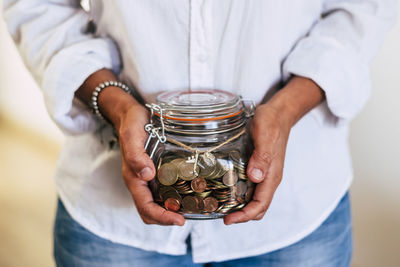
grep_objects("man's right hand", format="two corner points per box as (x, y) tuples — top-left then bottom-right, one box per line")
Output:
(75, 69), (185, 226)
(115, 102), (185, 226)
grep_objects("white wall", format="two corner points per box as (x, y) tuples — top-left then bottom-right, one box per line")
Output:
(0, 7), (63, 142)
(0, 4), (399, 267)
(349, 10), (400, 266)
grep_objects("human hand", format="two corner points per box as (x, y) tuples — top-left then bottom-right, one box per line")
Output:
(75, 69), (185, 226)
(224, 103), (291, 225)
(224, 76), (325, 225)
(114, 102), (186, 226)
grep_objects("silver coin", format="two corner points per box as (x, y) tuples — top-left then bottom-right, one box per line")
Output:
(178, 161), (199, 181)
(222, 170), (238, 186)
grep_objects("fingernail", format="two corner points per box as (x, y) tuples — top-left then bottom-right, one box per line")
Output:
(139, 167), (152, 179)
(251, 168), (263, 181)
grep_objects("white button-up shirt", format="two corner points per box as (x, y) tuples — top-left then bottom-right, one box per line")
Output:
(3, 0), (396, 263)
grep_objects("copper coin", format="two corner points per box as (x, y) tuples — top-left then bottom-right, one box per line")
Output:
(159, 186), (181, 201)
(191, 177), (207, 193)
(194, 196), (205, 211)
(204, 197), (219, 212)
(164, 197), (181, 212)
(222, 170), (238, 186)
(158, 163), (178, 186)
(182, 196), (198, 213)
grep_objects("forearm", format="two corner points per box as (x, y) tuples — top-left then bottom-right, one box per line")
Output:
(267, 76), (325, 127)
(75, 69), (139, 128)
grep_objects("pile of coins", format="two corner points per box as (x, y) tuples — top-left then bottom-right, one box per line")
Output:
(152, 150), (254, 217)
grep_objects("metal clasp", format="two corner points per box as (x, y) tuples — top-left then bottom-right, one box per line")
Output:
(144, 103), (167, 159)
(242, 99), (256, 117)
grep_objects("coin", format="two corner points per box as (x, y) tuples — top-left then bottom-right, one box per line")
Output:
(204, 197), (218, 212)
(245, 185), (254, 202)
(206, 162), (226, 180)
(170, 158), (185, 166)
(236, 180), (248, 196)
(201, 152), (216, 166)
(191, 177), (207, 193)
(164, 197), (181, 212)
(194, 196), (205, 211)
(195, 190), (212, 198)
(178, 161), (199, 181)
(237, 171), (248, 180)
(159, 186), (181, 201)
(198, 160), (217, 178)
(174, 179), (193, 194)
(182, 196), (198, 213)
(222, 170), (238, 186)
(218, 158), (234, 171)
(158, 163), (178, 186)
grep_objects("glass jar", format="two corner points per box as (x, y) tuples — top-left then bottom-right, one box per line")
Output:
(144, 89), (255, 220)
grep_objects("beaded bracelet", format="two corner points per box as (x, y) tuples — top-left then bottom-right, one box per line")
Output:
(91, 81), (132, 121)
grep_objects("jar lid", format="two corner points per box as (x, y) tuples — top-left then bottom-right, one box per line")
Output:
(154, 90), (248, 135)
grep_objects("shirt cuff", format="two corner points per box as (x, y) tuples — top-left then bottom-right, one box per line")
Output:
(282, 36), (371, 122)
(41, 37), (121, 135)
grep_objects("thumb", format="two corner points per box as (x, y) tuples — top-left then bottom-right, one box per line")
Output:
(124, 148), (155, 181)
(247, 147), (272, 184)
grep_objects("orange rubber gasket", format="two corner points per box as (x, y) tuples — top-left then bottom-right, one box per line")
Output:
(154, 110), (243, 122)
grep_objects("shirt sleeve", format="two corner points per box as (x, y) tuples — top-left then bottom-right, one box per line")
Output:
(282, 0), (397, 121)
(3, 0), (121, 134)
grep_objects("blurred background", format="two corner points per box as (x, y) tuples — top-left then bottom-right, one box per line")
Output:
(0, 2), (399, 267)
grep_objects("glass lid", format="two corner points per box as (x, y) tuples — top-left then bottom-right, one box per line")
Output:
(153, 90), (247, 135)
(157, 89), (239, 109)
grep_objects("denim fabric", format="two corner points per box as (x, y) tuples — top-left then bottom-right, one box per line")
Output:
(54, 193), (352, 267)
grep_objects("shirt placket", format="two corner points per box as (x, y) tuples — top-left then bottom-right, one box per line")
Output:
(187, 0), (214, 261)
(189, 0), (214, 90)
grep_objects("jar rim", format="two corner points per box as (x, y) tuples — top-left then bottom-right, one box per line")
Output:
(152, 89), (249, 135)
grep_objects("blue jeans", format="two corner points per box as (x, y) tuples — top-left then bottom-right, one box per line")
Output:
(54, 193), (352, 267)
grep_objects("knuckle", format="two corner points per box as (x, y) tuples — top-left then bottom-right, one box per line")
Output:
(254, 213), (265, 221)
(253, 150), (272, 165)
(240, 209), (253, 222)
(159, 210), (171, 225)
(137, 205), (152, 218)
(125, 151), (139, 166)
(119, 127), (132, 141)
(261, 204), (269, 213)
(141, 217), (153, 225)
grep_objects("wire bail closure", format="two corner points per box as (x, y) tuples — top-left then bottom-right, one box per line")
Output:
(242, 99), (256, 118)
(144, 104), (167, 159)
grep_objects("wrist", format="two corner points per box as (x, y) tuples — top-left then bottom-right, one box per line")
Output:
(267, 76), (325, 127)
(74, 69), (142, 128)
(97, 86), (139, 128)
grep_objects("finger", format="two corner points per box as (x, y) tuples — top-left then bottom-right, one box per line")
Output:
(120, 126), (155, 182)
(247, 123), (279, 183)
(253, 212), (264, 221)
(125, 170), (185, 226)
(224, 159), (282, 225)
